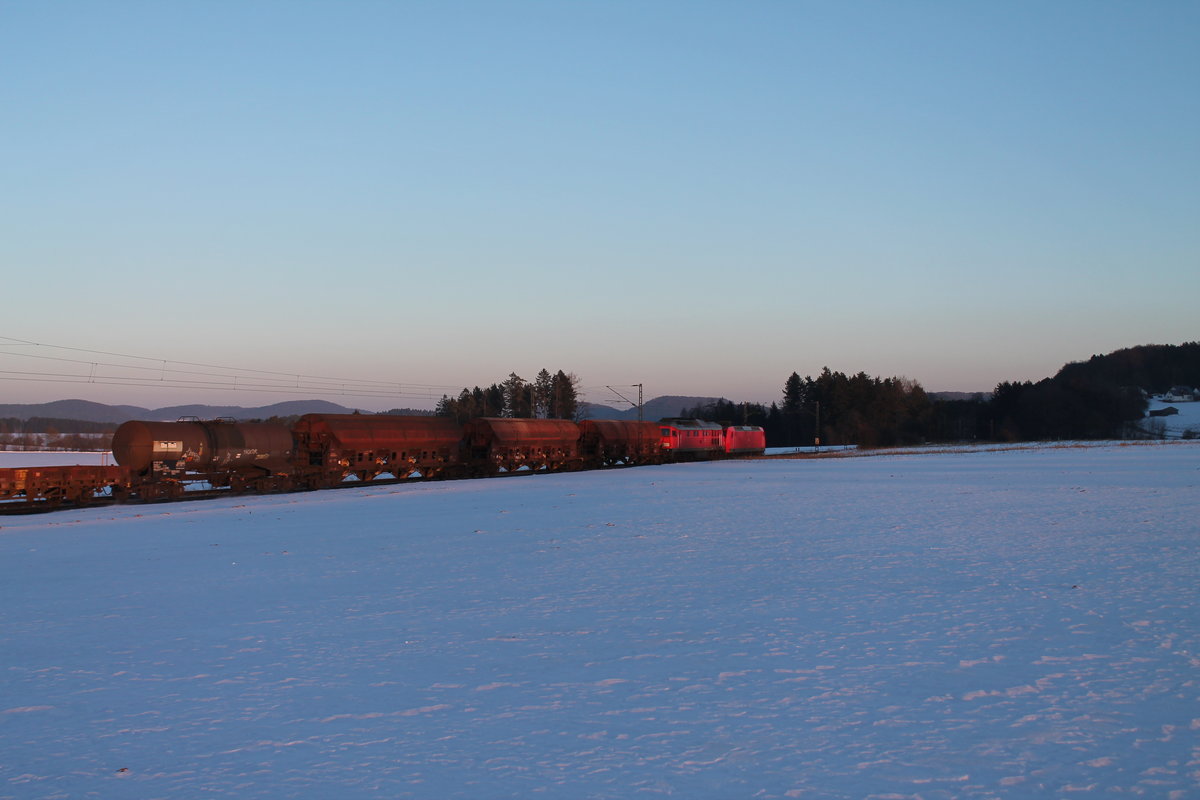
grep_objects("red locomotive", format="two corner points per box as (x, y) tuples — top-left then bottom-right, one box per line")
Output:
(724, 425), (768, 455)
(658, 418), (725, 459)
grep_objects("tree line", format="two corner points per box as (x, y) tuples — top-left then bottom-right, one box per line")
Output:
(680, 369), (932, 448)
(689, 343), (1197, 447)
(436, 369), (580, 423)
(430, 343), (1191, 447)
(0, 417), (119, 435)
(0, 431), (114, 452)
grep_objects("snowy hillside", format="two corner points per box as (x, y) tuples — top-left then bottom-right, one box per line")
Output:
(2, 443), (1198, 798)
(1140, 398), (1200, 439)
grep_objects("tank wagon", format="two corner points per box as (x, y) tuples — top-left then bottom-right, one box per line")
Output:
(2, 414), (767, 512)
(110, 418), (294, 497)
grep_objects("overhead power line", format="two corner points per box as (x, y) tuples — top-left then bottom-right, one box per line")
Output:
(0, 335), (462, 403)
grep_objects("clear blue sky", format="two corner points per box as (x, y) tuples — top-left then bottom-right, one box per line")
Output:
(2, 0), (1196, 411)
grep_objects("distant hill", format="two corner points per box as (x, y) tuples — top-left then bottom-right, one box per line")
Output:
(3, 396), (722, 427)
(0, 399), (368, 425)
(150, 400), (363, 421)
(0, 399), (150, 424)
(580, 396), (722, 421)
(577, 402), (625, 420)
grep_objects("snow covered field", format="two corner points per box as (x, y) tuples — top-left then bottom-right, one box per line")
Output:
(2, 443), (1198, 799)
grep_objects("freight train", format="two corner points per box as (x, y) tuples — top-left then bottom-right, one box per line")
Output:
(0, 414), (766, 510)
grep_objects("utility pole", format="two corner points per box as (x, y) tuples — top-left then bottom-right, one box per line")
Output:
(605, 384), (644, 422)
(815, 400), (821, 452)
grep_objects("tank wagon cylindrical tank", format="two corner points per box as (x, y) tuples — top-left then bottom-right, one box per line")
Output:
(111, 420), (210, 476)
(111, 418), (295, 495)
(724, 425), (767, 455)
(291, 413), (464, 486)
(462, 418), (582, 474)
(578, 420), (663, 466)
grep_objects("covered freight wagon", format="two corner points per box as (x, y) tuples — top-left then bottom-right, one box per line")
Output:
(578, 420), (663, 466)
(292, 413), (464, 485)
(463, 418), (581, 474)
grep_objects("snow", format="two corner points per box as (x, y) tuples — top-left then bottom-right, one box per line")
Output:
(0, 452), (111, 467)
(1141, 399), (1200, 439)
(2, 443), (1198, 799)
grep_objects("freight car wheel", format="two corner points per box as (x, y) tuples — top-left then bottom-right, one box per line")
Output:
(257, 476), (293, 493)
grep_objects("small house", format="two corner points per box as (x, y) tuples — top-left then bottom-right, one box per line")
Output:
(1163, 387), (1196, 402)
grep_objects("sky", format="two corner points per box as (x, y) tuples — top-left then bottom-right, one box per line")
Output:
(2, 0), (1197, 411)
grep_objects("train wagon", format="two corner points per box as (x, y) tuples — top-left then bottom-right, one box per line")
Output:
(724, 425), (767, 455)
(0, 465), (132, 507)
(578, 419), (663, 466)
(4, 406), (770, 515)
(292, 413), (464, 486)
(463, 418), (582, 474)
(111, 418), (294, 495)
(658, 418), (725, 460)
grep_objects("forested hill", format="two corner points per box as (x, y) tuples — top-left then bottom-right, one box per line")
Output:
(939, 343), (1199, 442)
(1054, 343), (1200, 391)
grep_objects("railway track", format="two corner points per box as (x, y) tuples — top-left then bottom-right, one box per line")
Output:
(0, 461), (644, 516)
